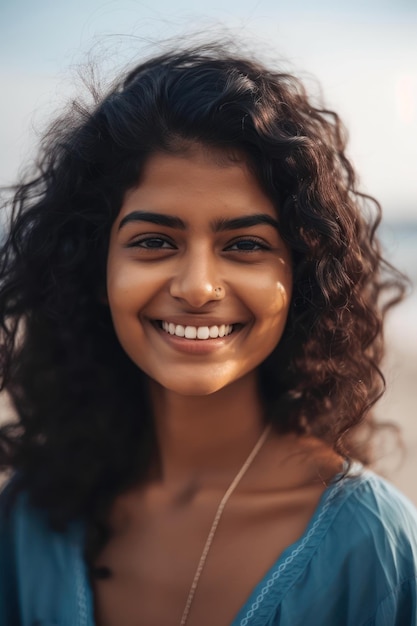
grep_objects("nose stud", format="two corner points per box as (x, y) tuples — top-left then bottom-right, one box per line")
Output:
(214, 286), (224, 299)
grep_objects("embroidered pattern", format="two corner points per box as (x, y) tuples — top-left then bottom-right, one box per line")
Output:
(74, 535), (90, 626)
(239, 478), (346, 625)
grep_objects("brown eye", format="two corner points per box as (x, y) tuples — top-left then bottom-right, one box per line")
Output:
(225, 238), (270, 252)
(127, 237), (176, 249)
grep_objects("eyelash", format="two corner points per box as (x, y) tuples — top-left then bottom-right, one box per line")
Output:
(126, 236), (271, 252)
(224, 238), (271, 252)
(126, 237), (176, 250)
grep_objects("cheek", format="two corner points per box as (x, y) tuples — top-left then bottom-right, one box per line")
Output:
(273, 280), (292, 313)
(247, 269), (292, 320)
(245, 273), (292, 362)
(106, 258), (157, 315)
(106, 268), (135, 315)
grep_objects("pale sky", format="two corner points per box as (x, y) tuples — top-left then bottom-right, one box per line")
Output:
(1, 0), (416, 219)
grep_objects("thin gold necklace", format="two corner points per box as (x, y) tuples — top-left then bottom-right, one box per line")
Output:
(179, 424), (272, 626)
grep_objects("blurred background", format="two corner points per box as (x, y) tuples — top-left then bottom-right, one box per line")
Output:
(1, 0), (416, 498)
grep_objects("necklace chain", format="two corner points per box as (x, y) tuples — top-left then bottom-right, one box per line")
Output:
(179, 424), (272, 626)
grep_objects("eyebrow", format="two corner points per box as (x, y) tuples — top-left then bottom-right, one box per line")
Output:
(213, 214), (280, 232)
(118, 211), (279, 232)
(118, 211), (186, 231)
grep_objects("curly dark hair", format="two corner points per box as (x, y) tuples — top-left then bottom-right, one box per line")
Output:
(0, 43), (406, 540)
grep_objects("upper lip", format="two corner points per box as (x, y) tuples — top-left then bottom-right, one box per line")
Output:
(151, 316), (244, 327)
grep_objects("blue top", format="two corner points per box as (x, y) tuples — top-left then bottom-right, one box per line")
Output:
(1, 469), (417, 625)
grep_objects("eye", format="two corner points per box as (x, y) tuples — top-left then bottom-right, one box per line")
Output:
(127, 236), (176, 250)
(225, 238), (270, 252)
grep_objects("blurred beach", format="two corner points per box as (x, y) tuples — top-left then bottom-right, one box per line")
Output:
(379, 331), (417, 504)
(375, 221), (417, 503)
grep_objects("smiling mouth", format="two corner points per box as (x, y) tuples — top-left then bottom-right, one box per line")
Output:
(158, 321), (238, 340)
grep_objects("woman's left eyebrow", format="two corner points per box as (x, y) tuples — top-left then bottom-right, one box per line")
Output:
(213, 214), (280, 232)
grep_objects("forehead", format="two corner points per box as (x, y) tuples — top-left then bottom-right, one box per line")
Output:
(118, 147), (278, 223)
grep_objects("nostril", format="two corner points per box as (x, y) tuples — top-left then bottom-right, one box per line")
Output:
(169, 280), (222, 307)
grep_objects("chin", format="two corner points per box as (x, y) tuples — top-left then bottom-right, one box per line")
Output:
(149, 366), (239, 397)
(160, 379), (229, 397)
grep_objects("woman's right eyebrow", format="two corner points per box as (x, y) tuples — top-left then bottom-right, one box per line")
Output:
(118, 211), (186, 231)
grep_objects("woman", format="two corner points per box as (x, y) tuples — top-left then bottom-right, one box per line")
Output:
(0, 43), (416, 625)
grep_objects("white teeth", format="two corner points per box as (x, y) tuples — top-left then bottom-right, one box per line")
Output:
(197, 326), (210, 339)
(161, 322), (234, 340)
(185, 326), (197, 339)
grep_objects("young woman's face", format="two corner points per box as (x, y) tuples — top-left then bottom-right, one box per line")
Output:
(106, 147), (292, 396)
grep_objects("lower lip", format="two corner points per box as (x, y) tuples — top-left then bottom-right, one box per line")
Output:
(155, 325), (238, 355)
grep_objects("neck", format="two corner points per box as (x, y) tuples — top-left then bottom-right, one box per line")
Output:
(149, 372), (266, 488)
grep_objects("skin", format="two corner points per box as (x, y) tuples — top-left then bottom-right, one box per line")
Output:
(106, 146), (292, 400)
(96, 146), (343, 626)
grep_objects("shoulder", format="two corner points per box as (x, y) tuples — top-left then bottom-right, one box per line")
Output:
(329, 469), (417, 554)
(232, 469), (417, 626)
(266, 470), (417, 625)
(317, 469), (417, 572)
(298, 469), (417, 624)
(0, 476), (85, 567)
(0, 479), (92, 624)
(0, 478), (73, 552)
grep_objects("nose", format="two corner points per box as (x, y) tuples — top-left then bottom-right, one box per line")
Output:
(169, 245), (222, 308)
